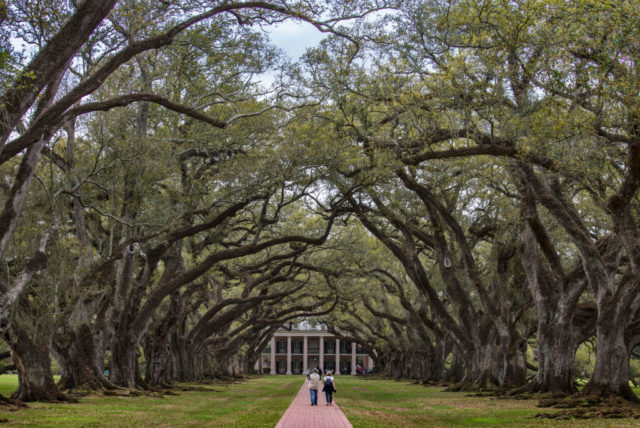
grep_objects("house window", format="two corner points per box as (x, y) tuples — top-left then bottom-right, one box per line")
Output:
(325, 339), (335, 353)
(276, 340), (288, 354)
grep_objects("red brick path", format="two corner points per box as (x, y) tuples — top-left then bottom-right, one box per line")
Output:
(274, 379), (353, 428)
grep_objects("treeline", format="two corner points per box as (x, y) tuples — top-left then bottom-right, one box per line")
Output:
(319, 0), (640, 401)
(1, 0), (640, 405)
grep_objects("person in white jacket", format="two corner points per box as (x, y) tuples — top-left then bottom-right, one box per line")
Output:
(308, 368), (320, 405)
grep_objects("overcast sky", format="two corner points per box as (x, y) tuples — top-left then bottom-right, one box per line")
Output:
(266, 20), (327, 60)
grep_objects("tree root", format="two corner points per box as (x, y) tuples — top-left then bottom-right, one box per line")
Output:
(497, 380), (574, 401)
(420, 379), (451, 387)
(173, 385), (218, 392)
(60, 377), (130, 399)
(445, 378), (498, 393)
(103, 389), (165, 398)
(536, 395), (640, 419)
(0, 393), (27, 409)
(52, 391), (79, 403)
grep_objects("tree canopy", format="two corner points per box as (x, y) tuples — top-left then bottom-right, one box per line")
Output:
(2, 0), (640, 412)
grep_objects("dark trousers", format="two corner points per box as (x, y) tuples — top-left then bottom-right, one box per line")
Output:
(310, 388), (318, 405)
(324, 390), (333, 404)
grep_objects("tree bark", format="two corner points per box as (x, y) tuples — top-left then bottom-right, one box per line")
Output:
(446, 348), (465, 383)
(582, 293), (637, 401)
(10, 323), (65, 402)
(109, 332), (140, 389)
(53, 324), (116, 391)
(144, 294), (181, 387)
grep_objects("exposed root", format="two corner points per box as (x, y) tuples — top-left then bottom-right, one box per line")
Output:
(580, 383), (640, 403)
(0, 393), (27, 409)
(174, 385), (218, 392)
(444, 382), (468, 392)
(54, 390), (78, 403)
(536, 395), (640, 419)
(103, 389), (165, 398)
(420, 379), (451, 387)
(500, 380), (574, 401)
(445, 378), (498, 393)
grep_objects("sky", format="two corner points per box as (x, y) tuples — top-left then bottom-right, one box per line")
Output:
(266, 20), (327, 61)
(254, 20), (327, 88)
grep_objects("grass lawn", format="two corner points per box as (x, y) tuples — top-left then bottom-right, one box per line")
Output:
(1, 375), (639, 427)
(336, 377), (640, 428)
(0, 375), (300, 427)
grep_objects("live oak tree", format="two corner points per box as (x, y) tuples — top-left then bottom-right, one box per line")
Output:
(368, 0), (640, 400)
(288, 0), (640, 402)
(4, 0), (640, 411)
(0, 0), (384, 332)
(1, 0), (388, 400)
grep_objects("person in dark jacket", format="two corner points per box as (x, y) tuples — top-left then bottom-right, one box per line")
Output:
(322, 371), (336, 405)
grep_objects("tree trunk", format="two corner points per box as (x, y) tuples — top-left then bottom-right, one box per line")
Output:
(175, 341), (203, 382)
(53, 324), (115, 391)
(501, 338), (527, 389)
(10, 325), (64, 402)
(453, 321), (500, 390)
(143, 293), (181, 387)
(422, 345), (445, 382)
(110, 332), (139, 389)
(172, 333), (192, 381)
(521, 303), (576, 394)
(145, 342), (174, 387)
(472, 336), (500, 390)
(582, 297), (637, 401)
(445, 349), (465, 383)
(516, 184), (583, 395)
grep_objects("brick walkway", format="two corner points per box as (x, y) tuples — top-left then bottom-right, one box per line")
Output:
(274, 379), (352, 428)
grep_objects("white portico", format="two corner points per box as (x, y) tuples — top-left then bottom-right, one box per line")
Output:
(256, 322), (373, 375)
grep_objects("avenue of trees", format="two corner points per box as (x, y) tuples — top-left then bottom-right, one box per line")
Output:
(2, 0), (640, 410)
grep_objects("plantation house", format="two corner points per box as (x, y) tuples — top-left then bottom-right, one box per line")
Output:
(257, 322), (373, 375)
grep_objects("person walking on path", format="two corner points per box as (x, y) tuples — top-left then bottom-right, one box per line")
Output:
(322, 370), (336, 405)
(309, 368), (321, 405)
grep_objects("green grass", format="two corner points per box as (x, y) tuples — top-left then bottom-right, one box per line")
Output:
(335, 377), (640, 428)
(1, 375), (639, 427)
(0, 375), (300, 427)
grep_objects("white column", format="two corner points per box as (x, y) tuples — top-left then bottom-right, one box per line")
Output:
(286, 336), (292, 375)
(303, 336), (308, 373)
(319, 336), (324, 372)
(368, 354), (373, 371)
(351, 341), (357, 375)
(335, 338), (340, 374)
(270, 337), (276, 375)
